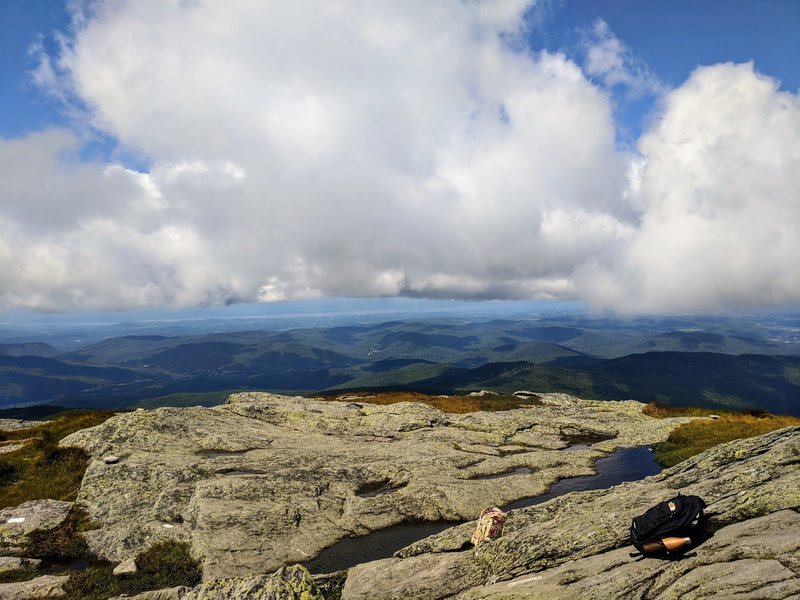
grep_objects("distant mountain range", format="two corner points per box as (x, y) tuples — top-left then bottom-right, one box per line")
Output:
(2, 316), (799, 415)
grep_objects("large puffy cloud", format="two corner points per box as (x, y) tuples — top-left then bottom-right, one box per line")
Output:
(579, 62), (800, 312)
(0, 130), (232, 309)
(1, 2), (798, 313)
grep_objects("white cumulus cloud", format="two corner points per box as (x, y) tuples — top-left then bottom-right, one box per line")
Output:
(578, 62), (800, 312)
(1, 2), (798, 313)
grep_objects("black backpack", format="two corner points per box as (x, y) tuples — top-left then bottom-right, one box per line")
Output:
(629, 494), (706, 556)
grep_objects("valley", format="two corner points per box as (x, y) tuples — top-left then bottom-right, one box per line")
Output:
(2, 313), (799, 415)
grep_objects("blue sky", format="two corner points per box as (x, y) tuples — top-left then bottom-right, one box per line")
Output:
(0, 1), (798, 316)
(528, 0), (800, 143)
(534, 0), (799, 88)
(3, 1), (798, 143)
(1, 1), (69, 135)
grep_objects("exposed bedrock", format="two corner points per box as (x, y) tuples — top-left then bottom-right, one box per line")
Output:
(59, 392), (690, 580)
(342, 426), (800, 599)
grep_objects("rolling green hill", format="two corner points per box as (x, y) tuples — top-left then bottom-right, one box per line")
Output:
(0, 342), (61, 358)
(385, 352), (800, 415)
(2, 316), (799, 415)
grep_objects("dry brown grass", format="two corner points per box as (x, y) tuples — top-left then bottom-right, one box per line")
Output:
(644, 402), (800, 467)
(642, 402), (721, 418)
(320, 391), (539, 414)
(0, 410), (117, 508)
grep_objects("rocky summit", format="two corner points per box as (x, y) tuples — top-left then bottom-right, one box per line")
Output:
(343, 425), (800, 599)
(60, 392), (690, 581)
(36, 392), (799, 599)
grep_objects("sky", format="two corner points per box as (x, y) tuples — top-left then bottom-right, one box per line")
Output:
(0, 0), (798, 316)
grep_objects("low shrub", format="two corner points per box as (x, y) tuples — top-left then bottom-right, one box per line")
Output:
(63, 567), (119, 600)
(135, 539), (203, 589)
(24, 506), (93, 560)
(63, 540), (202, 600)
(0, 461), (18, 485)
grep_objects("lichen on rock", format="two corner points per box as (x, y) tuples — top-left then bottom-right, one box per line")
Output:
(0, 500), (73, 556)
(58, 392), (691, 581)
(0, 574), (69, 600)
(182, 565), (323, 600)
(341, 426), (800, 600)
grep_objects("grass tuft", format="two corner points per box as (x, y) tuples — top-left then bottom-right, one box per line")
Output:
(0, 410), (117, 508)
(0, 565), (40, 584)
(62, 540), (202, 600)
(24, 506), (94, 560)
(645, 402), (800, 467)
(642, 402), (720, 418)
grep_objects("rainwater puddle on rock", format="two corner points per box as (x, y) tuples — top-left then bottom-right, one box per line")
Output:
(502, 445), (662, 511)
(40, 557), (110, 575)
(303, 445), (661, 574)
(466, 466), (533, 480)
(303, 520), (458, 574)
